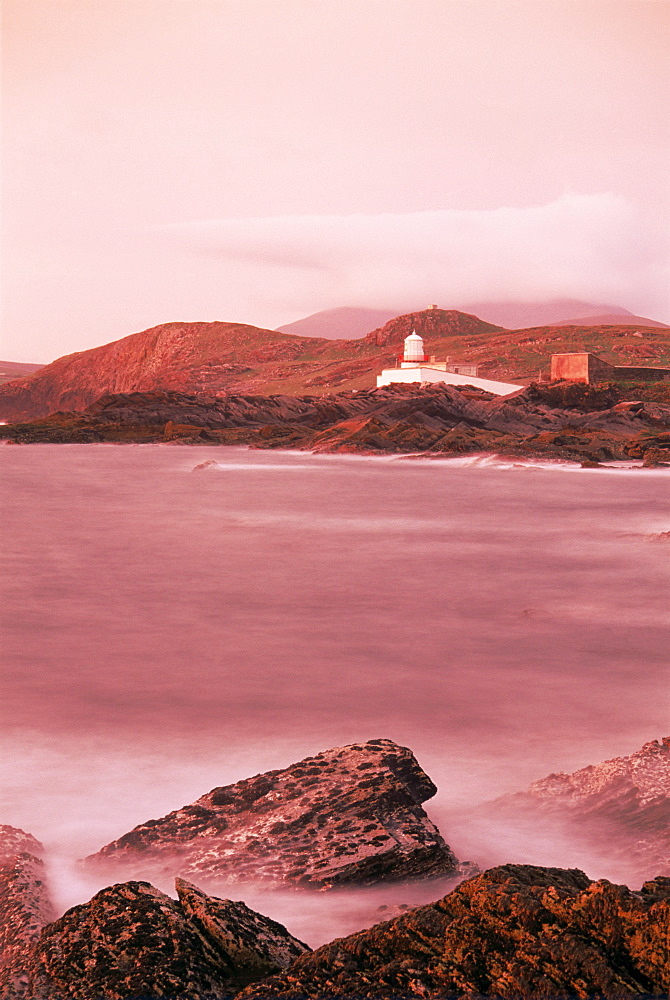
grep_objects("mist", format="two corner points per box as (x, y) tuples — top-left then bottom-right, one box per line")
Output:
(164, 194), (669, 323)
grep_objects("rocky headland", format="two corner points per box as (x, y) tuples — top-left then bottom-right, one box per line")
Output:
(237, 864), (670, 999)
(83, 740), (462, 888)
(1, 307), (668, 422)
(3, 380), (670, 466)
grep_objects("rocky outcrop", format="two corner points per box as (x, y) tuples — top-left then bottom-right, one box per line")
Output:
(238, 864), (670, 999)
(26, 878), (308, 999)
(84, 740), (460, 888)
(4, 380), (670, 465)
(485, 737), (670, 883)
(0, 828), (54, 1000)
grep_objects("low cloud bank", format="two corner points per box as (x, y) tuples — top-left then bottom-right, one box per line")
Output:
(163, 193), (669, 321)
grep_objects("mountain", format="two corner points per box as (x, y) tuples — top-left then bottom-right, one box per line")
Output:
(364, 307), (501, 346)
(0, 310), (498, 422)
(0, 320), (359, 421)
(550, 313), (669, 329)
(276, 306), (402, 339)
(84, 740), (462, 888)
(276, 300), (668, 339)
(456, 298), (667, 330)
(1, 309), (669, 422)
(238, 864), (670, 999)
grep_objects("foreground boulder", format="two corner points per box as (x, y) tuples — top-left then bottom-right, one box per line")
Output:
(238, 864), (670, 999)
(0, 827), (54, 1000)
(84, 740), (460, 887)
(484, 736), (670, 884)
(27, 878), (308, 999)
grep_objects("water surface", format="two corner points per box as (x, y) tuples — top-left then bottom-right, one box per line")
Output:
(1, 444), (668, 941)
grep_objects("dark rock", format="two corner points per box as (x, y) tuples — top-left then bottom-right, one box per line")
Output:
(484, 737), (670, 883)
(237, 864), (670, 999)
(3, 381), (670, 464)
(83, 739), (460, 888)
(175, 878), (308, 983)
(0, 827), (54, 1000)
(26, 879), (308, 999)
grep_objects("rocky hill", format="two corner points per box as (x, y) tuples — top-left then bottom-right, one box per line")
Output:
(4, 380), (670, 466)
(238, 864), (670, 999)
(83, 740), (462, 888)
(1, 307), (668, 422)
(483, 737), (670, 884)
(364, 308), (501, 347)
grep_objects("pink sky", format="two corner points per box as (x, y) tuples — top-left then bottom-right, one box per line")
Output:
(2, 0), (669, 362)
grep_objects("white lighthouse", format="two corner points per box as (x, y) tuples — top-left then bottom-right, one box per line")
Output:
(376, 327), (524, 395)
(403, 330), (425, 364)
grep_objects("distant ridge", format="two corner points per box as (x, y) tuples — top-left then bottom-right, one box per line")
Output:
(277, 300), (667, 340)
(549, 313), (669, 329)
(0, 360), (44, 386)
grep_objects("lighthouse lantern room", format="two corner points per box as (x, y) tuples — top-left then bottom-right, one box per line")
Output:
(402, 330), (425, 365)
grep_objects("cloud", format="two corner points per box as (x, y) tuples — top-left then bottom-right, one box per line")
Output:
(159, 194), (669, 317)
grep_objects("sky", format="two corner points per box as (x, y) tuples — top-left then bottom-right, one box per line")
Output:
(2, 0), (669, 363)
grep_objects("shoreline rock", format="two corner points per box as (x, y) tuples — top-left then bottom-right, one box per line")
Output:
(480, 736), (670, 885)
(2, 382), (669, 466)
(26, 878), (309, 1000)
(0, 828), (54, 1000)
(237, 864), (670, 999)
(83, 740), (461, 889)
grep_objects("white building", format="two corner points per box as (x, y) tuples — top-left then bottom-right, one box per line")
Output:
(376, 331), (523, 396)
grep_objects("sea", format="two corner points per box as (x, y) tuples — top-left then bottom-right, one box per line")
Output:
(1, 443), (669, 946)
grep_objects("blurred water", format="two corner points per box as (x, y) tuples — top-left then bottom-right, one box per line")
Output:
(1, 444), (668, 941)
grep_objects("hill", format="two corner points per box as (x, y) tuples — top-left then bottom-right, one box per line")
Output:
(0, 361), (44, 386)
(0, 309), (669, 422)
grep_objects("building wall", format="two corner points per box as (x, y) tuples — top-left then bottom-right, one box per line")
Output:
(613, 366), (670, 382)
(550, 354), (615, 382)
(551, 353), (670, 383)
(376, 367), (522, 396)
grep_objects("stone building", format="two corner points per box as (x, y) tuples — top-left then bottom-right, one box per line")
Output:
(551, 352), (670, 384)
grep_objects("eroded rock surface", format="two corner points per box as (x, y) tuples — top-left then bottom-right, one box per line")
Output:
(238, 864), (670, 999)
(4, 381), (670, 465)
(84, 739), (460, 887)
(26, 879), (308, 999)
(486, 737), (670, 882)
(0, 827), (54, 1000)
